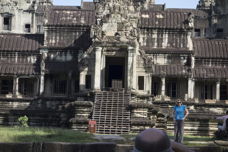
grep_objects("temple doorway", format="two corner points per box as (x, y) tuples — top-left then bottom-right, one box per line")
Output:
(105, 57), (125, 89)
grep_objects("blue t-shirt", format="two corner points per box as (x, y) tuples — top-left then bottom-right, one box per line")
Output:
(173, 105), (186, 120)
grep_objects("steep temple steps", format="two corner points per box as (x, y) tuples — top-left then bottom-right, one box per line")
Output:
(92, 91), (131, 134)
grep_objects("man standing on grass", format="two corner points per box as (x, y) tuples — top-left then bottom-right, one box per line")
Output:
(173, 99), (189, 143)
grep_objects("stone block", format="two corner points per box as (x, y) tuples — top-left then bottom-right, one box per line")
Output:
(0, 143), (33, 152)
(42, 142), (116, 152)
(225, 100), (228, 104)
(205, 99), (216, 104)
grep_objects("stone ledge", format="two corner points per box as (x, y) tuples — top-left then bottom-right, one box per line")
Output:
(0, 142), (116, 152)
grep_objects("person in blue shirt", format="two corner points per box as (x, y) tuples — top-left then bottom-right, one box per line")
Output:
(173, 100), (189, 143)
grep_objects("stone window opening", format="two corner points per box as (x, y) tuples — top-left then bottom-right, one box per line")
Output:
(152, 81), (159, 96)
(25, 24), (31, 33)
(138, 76), (144, 90)
(85, 75), (91, 89)
(201, 83), (213, 100)
(166, 81), (178, 98)
(217, 28), (224, 33)
(19, 78), (34, 97)
(0, 78), (13, 95)
(194, 29), (201, 37)
(74, 78), (79, 93)
(216, 28), (224, 38)
(220, 84), (228, 100)
(53, 79), (67, 95)
(3, 16), (11, 31)
(37, 25), (43, 33)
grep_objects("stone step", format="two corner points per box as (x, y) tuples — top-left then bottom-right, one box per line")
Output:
(93, 91), (131, 134)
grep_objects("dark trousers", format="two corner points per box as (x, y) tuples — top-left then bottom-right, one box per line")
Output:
(174, 120), (184, 143)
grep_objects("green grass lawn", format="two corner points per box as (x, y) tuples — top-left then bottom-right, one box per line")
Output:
(0, 126), (214, 146)
(0, 127), (97, 143)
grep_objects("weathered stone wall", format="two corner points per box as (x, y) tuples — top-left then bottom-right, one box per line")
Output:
(1, 142), (228, 152)
(0, 142), (116, 152)
(68, 101), (94, 131)
(129, 96), (168, 133)
(139, 29), (190, 49)
(45, 27), (91, 48)
(215, 0), (228, 38)
(0, 98), (72, 127)
(154, 101), (228, 136)
(0, 0), (49, 33)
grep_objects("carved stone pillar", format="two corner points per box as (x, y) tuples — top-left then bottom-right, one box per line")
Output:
(191, 56), (195, 69)
(39, 49), (47, 96)
(94, 47), (102, 90)
(68, 72), (72, 96)
(127, 47), (136, 90)
(40, 74), (45, 95)
(187, 31), (193, 50)
(192, 79), (195, 99)
(145, 74), (152, 94)
(188, 78), (195, 99)
(216, 81), (220, 101)
(161, 77), (166, 96)
(13, 76), (19, 97)
(101, 52), (106, 89)
(79, 72), (86, 91)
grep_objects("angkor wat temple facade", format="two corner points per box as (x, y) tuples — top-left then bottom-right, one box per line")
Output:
(0, 0), (228, 135)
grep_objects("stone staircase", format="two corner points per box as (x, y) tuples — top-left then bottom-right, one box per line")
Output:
(92, 91), (131, 134)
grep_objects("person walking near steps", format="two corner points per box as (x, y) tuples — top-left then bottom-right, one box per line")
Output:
(173, 100), (189, 143)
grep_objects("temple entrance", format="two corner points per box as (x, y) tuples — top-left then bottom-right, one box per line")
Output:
(105, 57), (125, 89)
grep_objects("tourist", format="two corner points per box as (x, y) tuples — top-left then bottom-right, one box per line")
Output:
(133, 128), (194, 152)
(173, 100), (189, 143)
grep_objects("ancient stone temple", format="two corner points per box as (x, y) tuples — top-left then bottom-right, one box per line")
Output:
(0, 0), (228, 135)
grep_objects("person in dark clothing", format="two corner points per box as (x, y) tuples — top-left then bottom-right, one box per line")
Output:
(133, 128), (194, 152)
(173, 100), (189, 143)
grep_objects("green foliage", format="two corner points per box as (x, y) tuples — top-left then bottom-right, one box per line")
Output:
(18, 116), (29, 127)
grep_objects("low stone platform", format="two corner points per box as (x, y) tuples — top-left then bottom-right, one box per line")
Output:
(0, 142), (227, 152)
(93, 135), (126, 142)
(214, 140), (228, 146)
(0, 142), (116, 152)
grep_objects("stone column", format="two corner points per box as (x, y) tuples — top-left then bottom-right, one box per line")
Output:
(79, 72), (86, 91)
(40, 74), (45, 95)
(67, 72), (72, 96)
(145, 74), (152, 94)
(188, 78), (195, 99)
(191, 56), (195, 69)
(32, 12), (36, 33)
(39, 49), (47, 96)
(13, 76), (19, 97)
(100, 52), (106, 89)
(192, 79), (195, 99)
(216, 81), (220, 101)
(94, 47), (102, 90)
(127, 47), (137, 90)
(187, 31), (193, 50)
(162, 32), (168, 48)
(36, 77), (40, 96)
(161, 77), (166, 96)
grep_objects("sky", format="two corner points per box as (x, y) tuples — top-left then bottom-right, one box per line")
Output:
(53, 0), (199, 9)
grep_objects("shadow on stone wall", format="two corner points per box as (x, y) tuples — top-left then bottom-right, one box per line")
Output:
(0, 142), (228, 152)
(0, 142), (116, 152)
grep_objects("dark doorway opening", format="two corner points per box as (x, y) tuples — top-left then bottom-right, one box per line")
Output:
(105, 57), (125, 89)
